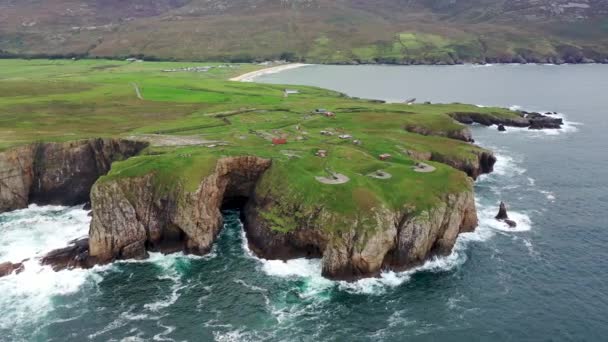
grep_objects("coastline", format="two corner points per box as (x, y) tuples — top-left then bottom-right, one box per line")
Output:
(229, 63), (310, 82)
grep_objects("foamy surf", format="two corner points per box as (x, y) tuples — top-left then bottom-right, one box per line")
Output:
(0, 204), (90, 262)
(505, 105), (581, 136)
(0, 205), (103, 333)
(240, 214), (480, 296)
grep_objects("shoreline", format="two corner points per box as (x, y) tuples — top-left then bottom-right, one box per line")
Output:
(229, 63), (310, 82)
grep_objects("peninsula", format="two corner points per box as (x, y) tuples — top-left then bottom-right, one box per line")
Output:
(0, 59), (562, 280)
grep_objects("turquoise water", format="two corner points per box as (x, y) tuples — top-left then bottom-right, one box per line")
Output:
(1, 64), (607, 341)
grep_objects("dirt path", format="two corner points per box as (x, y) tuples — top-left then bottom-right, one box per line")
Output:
(127, 134), (223, 147)
(131, 82), (143, 100)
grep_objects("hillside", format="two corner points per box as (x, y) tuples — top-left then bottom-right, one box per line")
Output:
(1, 0), (607, 63)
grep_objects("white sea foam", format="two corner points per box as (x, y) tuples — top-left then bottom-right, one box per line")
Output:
(213, 329), (255, 342)
(0, 204), (90, 262)
(0, 205), (104, 332)
(476, 199), (532, 233)
(504, 106), (581, 136)
(141, 253), (187, 312)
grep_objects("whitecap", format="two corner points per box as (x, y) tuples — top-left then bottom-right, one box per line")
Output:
(0, 205), (105, 332)
(142, 255), (186, 312)
(0, 204), (90, 262)
(502, 106), (581, 136)
(213, 329), (255, 342)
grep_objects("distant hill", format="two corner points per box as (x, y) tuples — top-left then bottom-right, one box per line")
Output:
(1, 0), (607, 63)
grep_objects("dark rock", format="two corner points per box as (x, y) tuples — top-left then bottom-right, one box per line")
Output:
(495, 202), (517, 228)
(495, 201), (509, 220)
(528, 114), (563, 129)
(497, 124), (506, 132)
(0, 261), (24, 277)
(41, 237), (92, 271)
(450, 112), (529, 128)
(0, 139), (148, 214)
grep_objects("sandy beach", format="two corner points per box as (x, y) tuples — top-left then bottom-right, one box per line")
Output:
(230, 63), (310, 82)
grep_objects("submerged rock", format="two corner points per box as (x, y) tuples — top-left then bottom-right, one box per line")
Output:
(498, 124), (507, 132)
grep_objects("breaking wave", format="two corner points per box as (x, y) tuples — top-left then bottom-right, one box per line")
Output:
(506, 105), (582, 135)
(0, 205), (104, 334)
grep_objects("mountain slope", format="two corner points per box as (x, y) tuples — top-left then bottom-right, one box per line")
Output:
(1, 0), (607, 63)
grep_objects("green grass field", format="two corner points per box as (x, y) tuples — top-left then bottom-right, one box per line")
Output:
(0, 59), (521, 232)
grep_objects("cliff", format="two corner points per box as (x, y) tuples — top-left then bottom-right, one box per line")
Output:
(77, 153), (480, 281)
(0, 139), (148, 213)
(88, 156), (272, 263)
(244, 171), (477, 280)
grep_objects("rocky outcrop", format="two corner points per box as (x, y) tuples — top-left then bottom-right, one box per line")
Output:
(79, 150), (480, 280)
(450, 111), (563, 130)
(429, 150), (496, 180)
(0, 139), (148, 213)
(495, 201), (517, 228)
(450, 112), (530, 127)
(245, 181), (478, 281)
(0, 261), (24, 277)
(88, 156), (272, 264)
(526, 112), (564, 129)
(42, 237), (92, 271)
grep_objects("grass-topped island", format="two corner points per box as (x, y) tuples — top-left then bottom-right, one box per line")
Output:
(0, 59), (561, 280)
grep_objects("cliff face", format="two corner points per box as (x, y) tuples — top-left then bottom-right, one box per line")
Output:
(430, 151), (496, 180)
(88, 156), (272, 263)
(1, 139), (486, 281)
(0, 139), (148, 213)
(245, 179), (478, 280)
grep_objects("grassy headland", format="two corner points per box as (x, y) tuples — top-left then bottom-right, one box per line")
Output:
(0, 59), (520, 232)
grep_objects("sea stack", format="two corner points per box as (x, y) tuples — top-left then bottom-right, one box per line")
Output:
(496, 202), (517, 228)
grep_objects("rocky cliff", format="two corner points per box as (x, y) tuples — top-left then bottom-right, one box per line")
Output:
(245, 177), (477, 280)
(430, 151), (496, 180)
(0, 139), (148, 213)
(88, 156), (272, 263)
(0, 138), (491, 281)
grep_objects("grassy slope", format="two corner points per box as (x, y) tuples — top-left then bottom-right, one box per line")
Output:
(0, 59), (521, 232)
(1, 1), (607, 63)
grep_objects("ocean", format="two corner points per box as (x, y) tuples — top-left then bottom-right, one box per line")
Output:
(1, 64), (607, 341)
